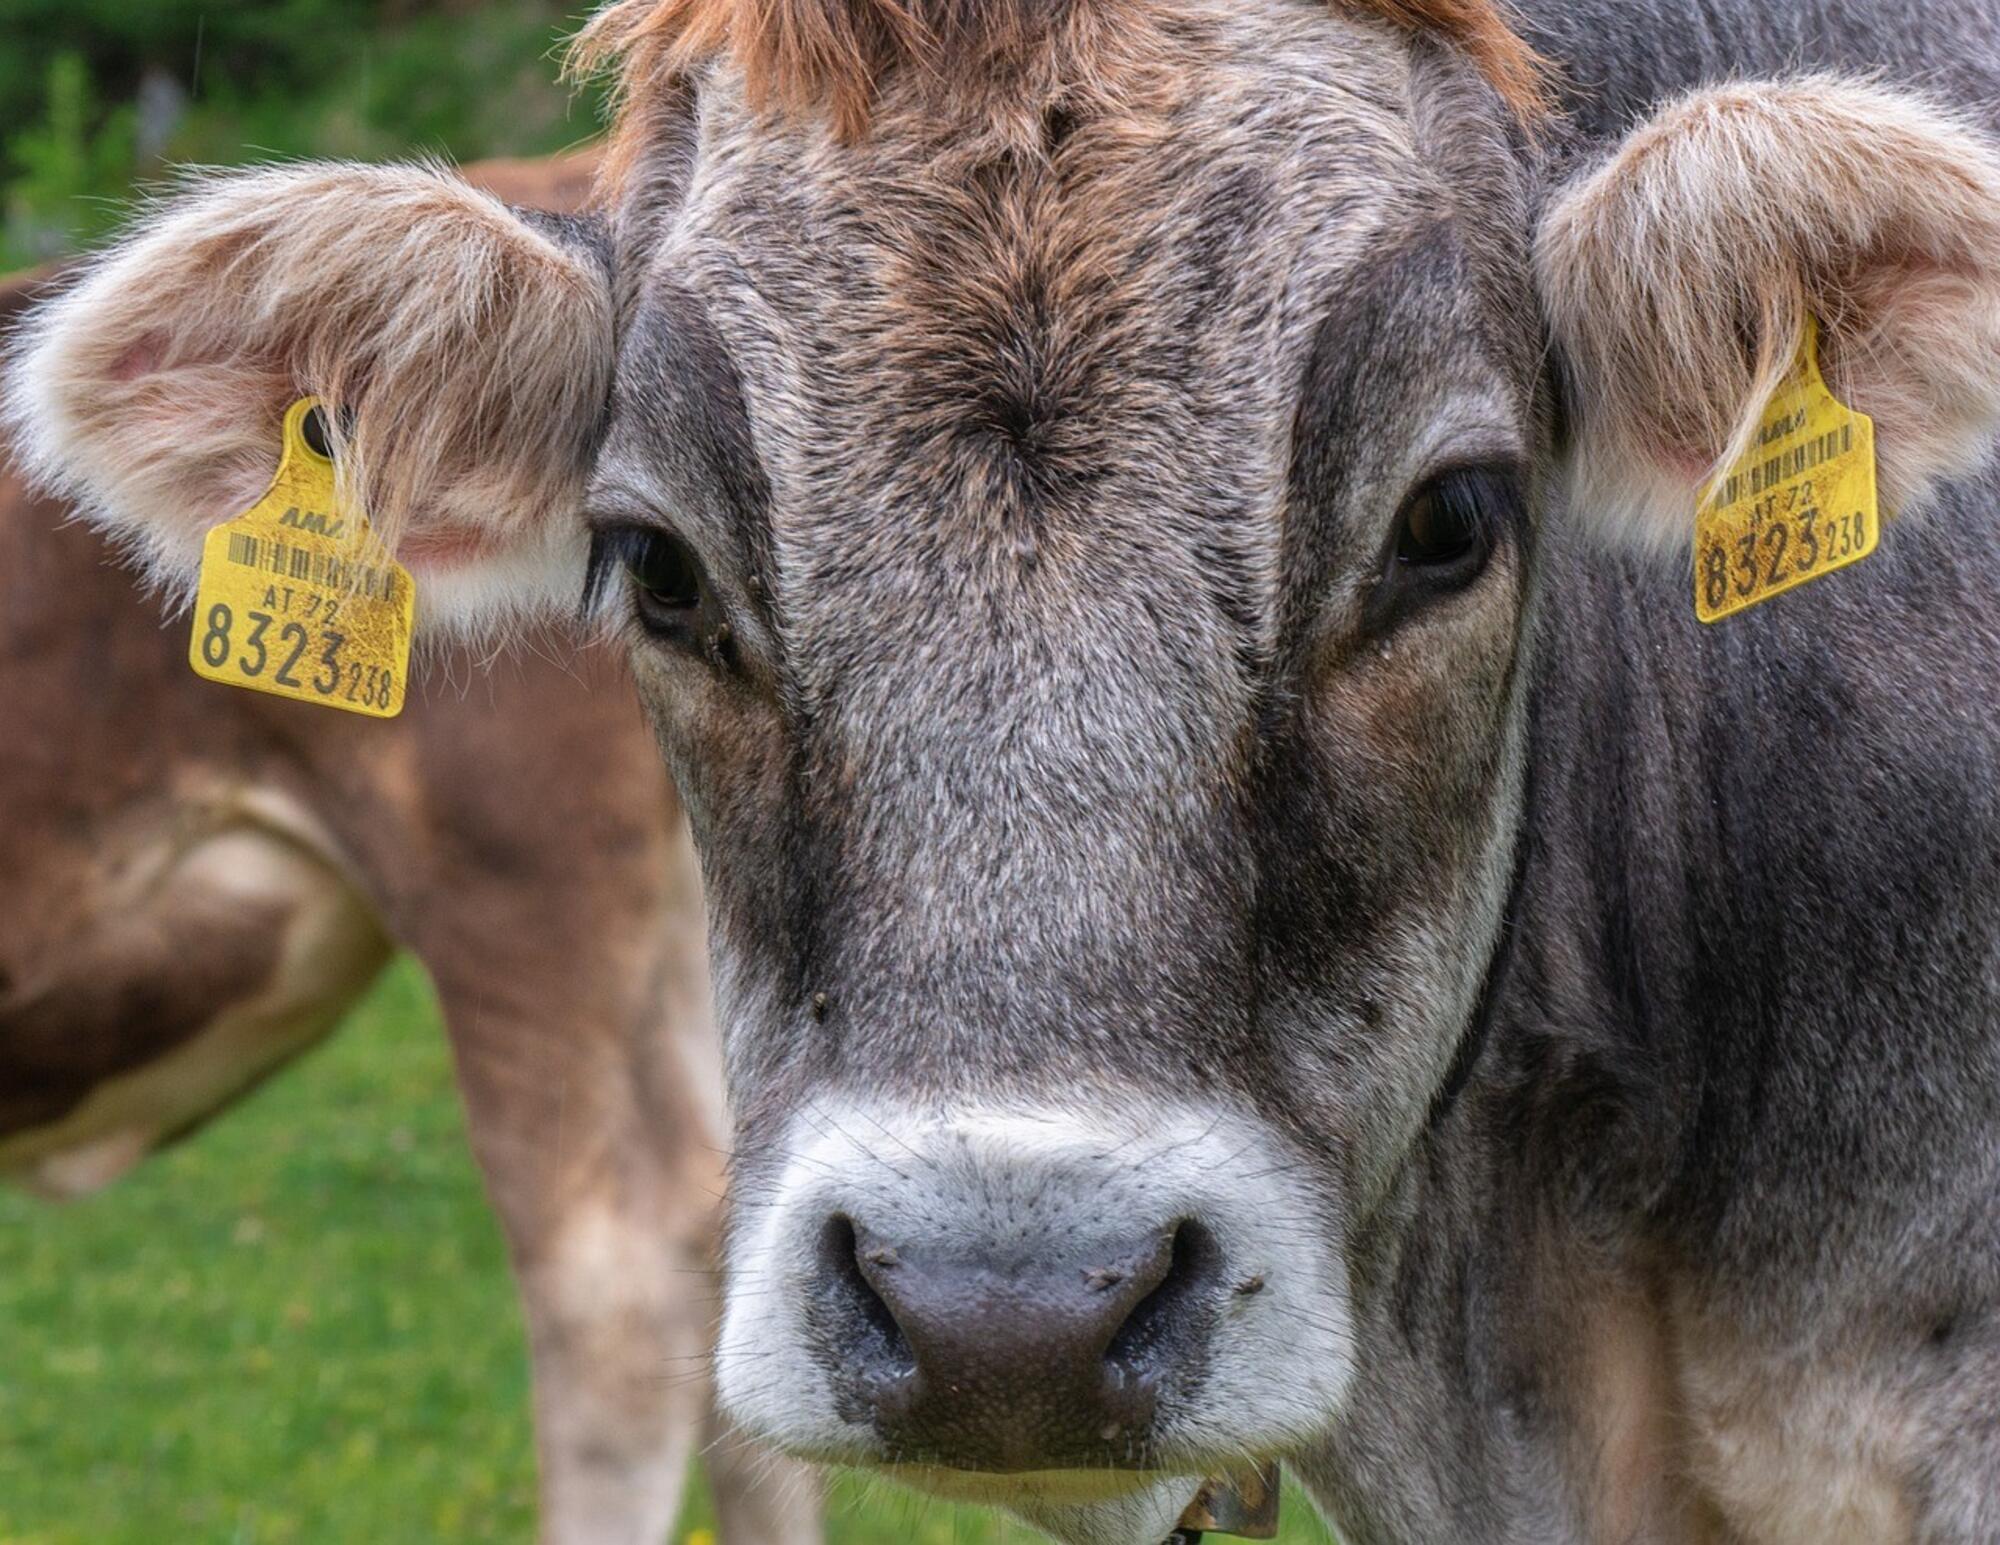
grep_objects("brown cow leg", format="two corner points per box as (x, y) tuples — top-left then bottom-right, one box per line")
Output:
(409, 807), (713, 1543)
(434, 965), (724, 1544)
(518, 1160), (723, 1544)
(414, 798), (819, 1544)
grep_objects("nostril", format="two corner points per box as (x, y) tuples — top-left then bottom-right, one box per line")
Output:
(809, 1211), (1230, 1470)
(816, 1215), (913, 1377)
(1105, 1219), (1223, 1375)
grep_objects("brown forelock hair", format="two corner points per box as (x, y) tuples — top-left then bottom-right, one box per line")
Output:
(570, 0), (1551, 180)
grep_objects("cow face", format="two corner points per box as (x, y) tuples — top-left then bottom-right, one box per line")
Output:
(596, 14), (1539, 1527)
(15, 2), (2000, 1539)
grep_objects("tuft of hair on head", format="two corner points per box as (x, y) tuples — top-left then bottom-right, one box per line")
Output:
(1352, 0), (1551, 125)
(568, 0), (926, 166)
(1538, 77), (2000, 551)
(569, 0), (1551, 184)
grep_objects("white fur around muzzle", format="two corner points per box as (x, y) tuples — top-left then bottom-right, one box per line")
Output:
(716, 1100), (1352, 1538)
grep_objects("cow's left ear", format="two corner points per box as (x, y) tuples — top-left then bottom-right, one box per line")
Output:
(1536, 78), (2000, 550)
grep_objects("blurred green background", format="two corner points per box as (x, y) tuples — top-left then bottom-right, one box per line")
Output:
(0, 0), (601, 269)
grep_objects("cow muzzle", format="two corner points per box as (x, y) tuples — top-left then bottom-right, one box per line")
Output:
(716, 1102), (1353, 1527)
(818, 1211), (1220, 1470)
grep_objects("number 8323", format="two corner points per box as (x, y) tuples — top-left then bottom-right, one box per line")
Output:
(198, 602), (395, 711)
(1702, 497), (1868, 611)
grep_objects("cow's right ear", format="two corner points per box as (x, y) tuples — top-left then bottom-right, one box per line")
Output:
(3, 161), (614, 631)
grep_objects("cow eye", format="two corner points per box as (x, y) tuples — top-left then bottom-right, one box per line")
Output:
(1366, 465), (1514, 630)
(585, 524), (720, 652)
(626, 530), (703, 616)
(1394, 470), (1494, 568)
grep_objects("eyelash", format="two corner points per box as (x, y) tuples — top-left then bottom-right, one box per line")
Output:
(583, 525), (642, 617)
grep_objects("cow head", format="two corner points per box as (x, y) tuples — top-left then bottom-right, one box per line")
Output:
(14, 3), (2000, 1538)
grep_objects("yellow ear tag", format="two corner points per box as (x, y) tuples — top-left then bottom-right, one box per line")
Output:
(1694, 317), (1877, 622)
(189, 399), (414, 717)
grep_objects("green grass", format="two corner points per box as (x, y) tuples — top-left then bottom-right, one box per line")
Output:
(0, 960), (1334, 1544)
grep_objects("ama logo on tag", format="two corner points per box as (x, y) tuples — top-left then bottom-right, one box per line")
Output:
(1755, 405), (1809, 447)
(278, 505), (345, 539)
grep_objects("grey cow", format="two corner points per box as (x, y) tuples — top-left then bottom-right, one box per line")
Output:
(11, 0), (2000, 1540)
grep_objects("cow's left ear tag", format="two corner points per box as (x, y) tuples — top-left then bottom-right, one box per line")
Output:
(1693, 316), (1878, 623)
(189, 399), (414, 718)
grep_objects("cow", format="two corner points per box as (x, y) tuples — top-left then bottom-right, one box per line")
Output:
(0, 154), (819, 1545)
(11, 0), (2000, 1540)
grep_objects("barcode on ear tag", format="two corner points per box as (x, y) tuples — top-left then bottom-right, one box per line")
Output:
(188, 398), (414, 717)
(1693, 317), (1878, 623)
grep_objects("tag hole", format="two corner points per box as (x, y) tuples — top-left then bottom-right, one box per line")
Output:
(301, 407), (334, 461)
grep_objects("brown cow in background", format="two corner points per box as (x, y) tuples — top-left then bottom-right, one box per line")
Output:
(0, 154), (819, 1545)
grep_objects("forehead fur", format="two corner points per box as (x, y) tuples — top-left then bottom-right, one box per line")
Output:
(572, 0), (1547, 174)
(595, 0), (1534, 781)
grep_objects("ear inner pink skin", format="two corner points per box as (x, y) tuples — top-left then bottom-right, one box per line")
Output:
(109, 338), (166, 383)
(395, 525), (505, 568)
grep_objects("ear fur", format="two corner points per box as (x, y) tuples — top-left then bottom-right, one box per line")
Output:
(1537, 77), (2000, 550)
(2, 161), (614, 626)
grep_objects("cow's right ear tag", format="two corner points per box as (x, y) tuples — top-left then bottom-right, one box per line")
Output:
(188, 399), (414, 717)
